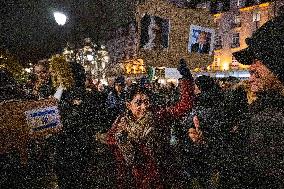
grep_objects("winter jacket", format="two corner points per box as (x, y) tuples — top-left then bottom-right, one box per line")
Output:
(106, 78), (195, 189)
(245, 92), (284, 186)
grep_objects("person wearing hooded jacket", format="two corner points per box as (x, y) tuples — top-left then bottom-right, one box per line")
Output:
(52, 59), (111, 188)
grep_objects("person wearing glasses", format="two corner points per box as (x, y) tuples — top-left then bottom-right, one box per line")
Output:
(233, 15), (284, 188)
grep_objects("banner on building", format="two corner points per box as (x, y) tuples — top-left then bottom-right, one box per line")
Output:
(188, 24), (215, 55)
(140, 14), (170, 50)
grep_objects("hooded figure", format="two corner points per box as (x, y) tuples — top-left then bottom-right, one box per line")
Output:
(54, 59), (107, 188)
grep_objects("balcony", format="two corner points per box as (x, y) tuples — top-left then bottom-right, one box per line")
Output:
(231, 43), (240, 48)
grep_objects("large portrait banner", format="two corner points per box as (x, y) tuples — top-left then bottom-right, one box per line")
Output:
(140, 14), (170, 50)
(188, 25), (215, 55)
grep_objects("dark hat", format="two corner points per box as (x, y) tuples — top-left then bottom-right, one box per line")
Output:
(114, 76), (125, 86)
(233, 15), (284, 83)
(195, 75), (215, 92)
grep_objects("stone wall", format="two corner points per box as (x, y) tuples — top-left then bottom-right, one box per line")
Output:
(136, 0), (215, 69)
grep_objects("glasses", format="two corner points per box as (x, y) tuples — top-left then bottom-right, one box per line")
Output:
(249, 70), (260, 79)
(35, 70), (48, 75)
(133, 99), (150, 106)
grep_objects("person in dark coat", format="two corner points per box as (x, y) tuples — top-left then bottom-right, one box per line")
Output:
(180, 75), (226, 188)
(106, 76), (127, 125)
(233, 15), (284, 188)
(53, 61), (110, 188)
(180, 114), (216, 188)
(30, 60), (54, 99)
(0, 68), (28, 101)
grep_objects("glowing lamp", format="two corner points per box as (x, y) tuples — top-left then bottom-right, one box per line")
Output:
(54, 12), (67, 26)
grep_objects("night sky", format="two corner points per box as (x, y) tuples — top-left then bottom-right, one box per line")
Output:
(0, 0), (136, 63)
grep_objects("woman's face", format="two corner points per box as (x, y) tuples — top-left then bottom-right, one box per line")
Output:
(188, 128), (199, 143)
(127, 93), (150, 120)
(34, 64), (49, 82)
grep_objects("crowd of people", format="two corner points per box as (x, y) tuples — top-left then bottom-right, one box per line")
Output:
(1, 14), (284, 189)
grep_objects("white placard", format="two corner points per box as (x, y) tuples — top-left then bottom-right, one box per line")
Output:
(165, 68), (182, 79)
(25, 106), (61, 133)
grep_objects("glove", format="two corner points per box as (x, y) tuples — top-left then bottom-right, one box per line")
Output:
(177, 58), (192, 79)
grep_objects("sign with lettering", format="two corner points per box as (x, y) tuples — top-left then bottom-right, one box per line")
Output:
(25, 106), (61, 133)
(165, 68), (182, 79)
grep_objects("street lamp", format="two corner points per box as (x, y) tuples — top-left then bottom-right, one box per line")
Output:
(53, 12), (67, 26)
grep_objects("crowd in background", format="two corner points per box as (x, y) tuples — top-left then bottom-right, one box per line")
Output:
(0, 59), (264, 189)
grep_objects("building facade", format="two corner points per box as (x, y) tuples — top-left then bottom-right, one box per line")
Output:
(209, 0), (284, 71)
(104, 0), (284, 78)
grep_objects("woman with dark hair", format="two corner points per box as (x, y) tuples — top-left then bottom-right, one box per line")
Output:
(101, 60), (195, 189)
(51, 58), (109, 188)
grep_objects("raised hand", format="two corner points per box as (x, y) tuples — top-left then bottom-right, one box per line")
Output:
(177, 58), (193, 79)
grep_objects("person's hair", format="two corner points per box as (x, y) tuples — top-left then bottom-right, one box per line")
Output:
(126, 83), (153, 103)
(35, 60), (49, 70)
(195, 75), (217, 92)
(199, 31), (207, 37)
(50, 56), (74, 89)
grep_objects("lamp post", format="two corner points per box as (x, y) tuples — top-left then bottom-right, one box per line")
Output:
(53, 11), (71, 59)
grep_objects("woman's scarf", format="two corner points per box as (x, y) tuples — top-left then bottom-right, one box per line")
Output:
(115, 112), (155, 166)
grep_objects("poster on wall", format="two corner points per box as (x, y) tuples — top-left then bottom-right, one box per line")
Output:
(188, 25), (215, 55)
(140, 14), (170, 50)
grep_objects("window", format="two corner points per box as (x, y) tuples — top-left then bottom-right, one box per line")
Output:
(216, 19), (221, 30)
(232, 13), (241, 28)
(196, 2), (209, 9)
(213, 57), (221, 70)
(216, 2), (224, 12)
(253, 11), (261, 22)
(234, 14), (241, 24)
(237, 0), (241, 7)
(231, 33), (240, 48)
(214, 36), (223, 49)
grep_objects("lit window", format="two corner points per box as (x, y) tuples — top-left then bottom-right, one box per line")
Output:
(231, 33), (240, 48)
(232, 13), (242, 28)
(214, 57), (221, 70)
(214, 36), (223, 49)
(234, 15), (241, 24)
(237, 0), (245, 8)
(253, 11), (261, 22)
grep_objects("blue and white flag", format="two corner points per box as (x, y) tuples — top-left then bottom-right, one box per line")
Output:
(25, 106), (61, 133)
